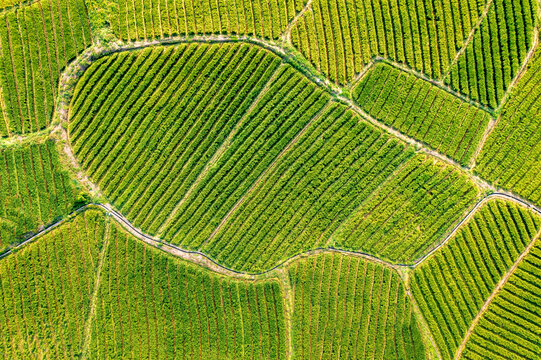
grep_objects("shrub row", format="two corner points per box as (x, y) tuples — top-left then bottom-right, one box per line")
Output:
(410, 199), (541, 359)
(352, 62), (491, 165)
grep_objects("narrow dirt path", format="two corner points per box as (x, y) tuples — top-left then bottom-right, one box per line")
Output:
(281, 0), (313, 44)
(453, 228), (541, 360)
(442, 0), (495, 79)
(81, 219), (111, 359)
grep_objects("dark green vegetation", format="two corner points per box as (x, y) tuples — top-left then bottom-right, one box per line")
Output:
(0, 0), (92, 136)
(352, 62), (491, 165)
(0, 208), (288, 359)
(460, 238), (541, 359)
(288, 253), (426, 359)
(410, 199), (541, 359)
(0, 139), (79, 253)
(69, 43), (483, 272)
(474, 47), (541, 207)
(110, 0), (307, 41)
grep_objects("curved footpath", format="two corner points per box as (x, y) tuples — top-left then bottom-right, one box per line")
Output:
(1, 192), (539, 279)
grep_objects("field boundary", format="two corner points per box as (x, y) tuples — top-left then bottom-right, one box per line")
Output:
(2, 191), (539, 275)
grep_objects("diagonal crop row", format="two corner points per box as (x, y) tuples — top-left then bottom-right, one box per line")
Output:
(409, 198), (541, 359)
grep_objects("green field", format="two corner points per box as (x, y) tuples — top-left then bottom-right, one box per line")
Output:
(0, 139), (80, 253)
(1, 0), (540, 358)
(410, 199), (541, 359)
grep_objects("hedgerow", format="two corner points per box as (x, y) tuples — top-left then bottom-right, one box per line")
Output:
(410, 198), (541, 359)
(352, 62), (492, 165)
(474, 46), (541, 207)
(0, 139), (79, 253)
(288, 252), (426, 359)
(0, 0), (92, 137)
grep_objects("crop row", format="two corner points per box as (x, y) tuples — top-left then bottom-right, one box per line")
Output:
(353, 62), (491, 165)
(291, 0), (487, 84)
(69, 44), (286, 240)
(0, 140), (78, 252)
(332, 153), (479, 263)
(410, 199), (541, 359)
(92, 219), (286, 359)
(110, 0), (307, 41)
(0, 210), (107, 358)
(204, 103), (414, 272)
(474, 47), (541, 207)
(71, 42), (485, 272)
(444, 0), (537, 108)
(461, 238), (541, 360)
(158, 62), (331, 251)
(288, 253), (426, 359)
(0, 0), (92, 137)
(0, 208), (288, 359)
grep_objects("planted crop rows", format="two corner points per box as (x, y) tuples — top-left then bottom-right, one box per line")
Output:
(0, 208), (288, 359)
(70, 42), (486, 272)
(0, 0), (92, 137)
(0, 139), (79, 253)
(461, 237), (541, 360)
(110, 0), (307, 41)
(0, 210), (107, 358)
(474, 47), (541, 207)
(92, 215), (287, 359)
(410, 199), (541, 359)
(291, 0), (487, 84)
(444, 0), (537, 108)
(352, 62), (491, 165)
(332, 154), (479, 263)
(288, 252), (426, 359)
(203, 103), (414, 272)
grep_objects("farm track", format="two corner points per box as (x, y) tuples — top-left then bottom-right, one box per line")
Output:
(1, 191), (539, 277)
(1, 36), (540, 271)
